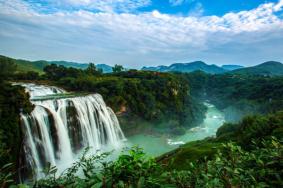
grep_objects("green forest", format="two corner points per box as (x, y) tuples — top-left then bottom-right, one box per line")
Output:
(0, 56), (283, 187)
(10, 55), (207, 135)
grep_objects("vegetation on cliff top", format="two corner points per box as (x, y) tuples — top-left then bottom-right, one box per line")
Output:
(12, 61), (207, 132)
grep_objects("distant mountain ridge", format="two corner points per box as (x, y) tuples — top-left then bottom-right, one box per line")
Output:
(142, 61), (227, 74)
(142, 61), (283, 75)
(2, 55), (282, 76)
(221, 65), (244, 71)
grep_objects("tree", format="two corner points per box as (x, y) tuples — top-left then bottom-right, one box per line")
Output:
(43, 64), (60, 80)
(112, 64), (124, 73)
(86, 63), (101, 75)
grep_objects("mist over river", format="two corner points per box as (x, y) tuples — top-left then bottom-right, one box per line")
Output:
(127, 102), (225, 156)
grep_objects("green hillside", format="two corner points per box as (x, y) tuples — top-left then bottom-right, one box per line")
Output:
(15, 60), (48, 73)
(0, 55), (47, 73)
(232, 61), (283, 76)
(0, 55), (115, 74)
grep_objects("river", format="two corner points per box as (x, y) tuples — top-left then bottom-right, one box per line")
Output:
(127, 102), (225, 156)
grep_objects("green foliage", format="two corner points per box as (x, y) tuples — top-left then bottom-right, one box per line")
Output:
(34, 147), (161, 188)
(43, 64), (84, 80)
(0, 163), (15, 187)
(112, 64), (124, 73)
(13, 71), (40, 80)
(165, 138), (283, 188)
(8, 138), (283, 188)
(0, 83), (33, 168)
(181, 72), (283, 122)
(102, 146), (160, 187)
(85, 63), (102, 76)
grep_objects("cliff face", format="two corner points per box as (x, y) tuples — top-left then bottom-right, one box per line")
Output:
(0, 83), (34, 181)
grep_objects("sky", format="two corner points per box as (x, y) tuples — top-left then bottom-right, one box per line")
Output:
(0, 0), (283, 68)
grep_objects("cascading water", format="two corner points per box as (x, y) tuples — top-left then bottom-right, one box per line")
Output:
(19, 84), (126, 180)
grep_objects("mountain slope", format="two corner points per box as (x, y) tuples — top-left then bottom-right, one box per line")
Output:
(0, 55), (113, 73)
(47, 61), (89, 69)
(96, 64), (113, 73)
(231, 61), (283, 76)
(221, 65), (244, 71)
(142, 61), (227, 74)
(0, 55), (47, 73)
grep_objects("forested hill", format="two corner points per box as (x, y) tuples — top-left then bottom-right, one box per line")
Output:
(0, 55), (113, 73)
(231, 61), (283, 76)
(179, 71), (283, 122)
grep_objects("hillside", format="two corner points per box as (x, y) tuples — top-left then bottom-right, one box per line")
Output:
(96, 64), (113, 73)
(47, 60), (89, 69)
(0, 55), (115, 73)
(221, 64), (244, 71)
(0, 56), (48, 73)
(231, 61), (283, 76)
(142, 61), (227, 74)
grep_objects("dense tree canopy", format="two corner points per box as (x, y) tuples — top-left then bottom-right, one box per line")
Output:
(178, 71), (283, 122)
(112, 64), (124, 73)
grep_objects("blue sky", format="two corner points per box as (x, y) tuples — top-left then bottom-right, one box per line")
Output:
(0, 0), (283, 68)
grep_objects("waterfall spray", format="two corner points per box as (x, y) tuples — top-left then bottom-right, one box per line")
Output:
(20, 84), (126, 179)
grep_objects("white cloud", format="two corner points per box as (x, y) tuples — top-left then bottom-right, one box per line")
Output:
(274, 0), (283, 11)
(169, 0), (194, 6)
(0, 0), (283, 67)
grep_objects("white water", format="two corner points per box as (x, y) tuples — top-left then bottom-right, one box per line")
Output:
(20, 84), (126, 179)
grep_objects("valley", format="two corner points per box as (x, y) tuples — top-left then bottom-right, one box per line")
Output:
(0, 56), (283, 187)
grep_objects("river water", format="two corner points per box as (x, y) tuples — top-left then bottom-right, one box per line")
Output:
(127, 102), (225, 156)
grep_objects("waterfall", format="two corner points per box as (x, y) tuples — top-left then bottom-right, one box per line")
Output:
(20, 84), (126, 180)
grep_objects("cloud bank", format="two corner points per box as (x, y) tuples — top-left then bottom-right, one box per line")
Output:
(0, 0), (283, 67)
